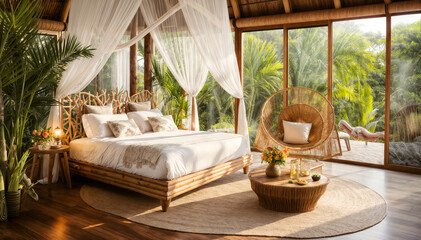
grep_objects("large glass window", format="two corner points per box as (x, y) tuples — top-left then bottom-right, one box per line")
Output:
(332, 18), (386, 165)
(389, 14), (421, 168)
(243, 30), (284, 145)
(288, 26), (328, 95)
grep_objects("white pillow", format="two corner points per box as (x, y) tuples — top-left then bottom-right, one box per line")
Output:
(128, 101), (151, 112)
(127, 109), (163, 133)
(283, 120), (312, 144)
(148, 115), (178, 132)
(82, 114), (129, 138)
(107, 119), (141, 138)
(85, 104), (113, 114)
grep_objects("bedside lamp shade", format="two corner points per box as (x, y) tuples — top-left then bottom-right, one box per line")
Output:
(54, 127), (63, 140)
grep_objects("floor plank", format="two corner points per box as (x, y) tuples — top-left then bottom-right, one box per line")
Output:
(1, 155), (420, 240)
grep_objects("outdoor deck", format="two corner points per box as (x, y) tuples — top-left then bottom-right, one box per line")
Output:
(333, 139), (384, 165)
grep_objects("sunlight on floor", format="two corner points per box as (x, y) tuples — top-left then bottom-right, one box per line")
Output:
(82, 223), (104, 229)
(333, 140), (384, 165)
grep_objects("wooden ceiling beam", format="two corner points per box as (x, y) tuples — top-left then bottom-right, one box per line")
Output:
(230, 0), (241, 19)
(283, 0), (292, 13)
(334, 0), (341, 9)
(59, 0), (71, 22)
(233, 1), (421, 29)
(38, 19), (66, 32)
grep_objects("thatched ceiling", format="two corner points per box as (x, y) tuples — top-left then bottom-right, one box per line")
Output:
(227, 0), (408, 19)
(35, 0), (421, 32)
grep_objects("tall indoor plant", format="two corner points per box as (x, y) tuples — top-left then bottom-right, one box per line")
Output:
(0, 0), (93, 219)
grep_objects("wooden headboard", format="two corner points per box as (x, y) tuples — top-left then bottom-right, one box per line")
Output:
(60, 89), (156, 144)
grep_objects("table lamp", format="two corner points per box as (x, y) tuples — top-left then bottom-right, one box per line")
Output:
(53, 127), (63, 147)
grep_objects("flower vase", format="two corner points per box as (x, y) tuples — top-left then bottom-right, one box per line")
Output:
(265, 163), (282, 178)
(37, 141), (51, 150)
(6, 190), (21, 218)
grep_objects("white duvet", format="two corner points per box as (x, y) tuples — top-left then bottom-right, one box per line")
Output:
(69, 130), (249, 180)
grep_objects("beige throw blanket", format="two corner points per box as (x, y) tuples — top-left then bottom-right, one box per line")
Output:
(122, 143), (179, 169)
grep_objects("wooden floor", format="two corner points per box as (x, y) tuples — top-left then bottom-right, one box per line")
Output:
(333, 139), (384, 165)
(1, 158), (421, 240)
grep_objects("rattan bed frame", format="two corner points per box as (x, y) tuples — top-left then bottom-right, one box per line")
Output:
(60, 89), (252, 212)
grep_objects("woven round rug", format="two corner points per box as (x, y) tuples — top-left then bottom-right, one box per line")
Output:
(80, 171), (387, 238)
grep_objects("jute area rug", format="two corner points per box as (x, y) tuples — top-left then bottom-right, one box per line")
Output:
(80, 170), (387, 238)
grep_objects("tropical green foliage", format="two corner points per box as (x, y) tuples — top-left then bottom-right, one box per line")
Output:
(288, 27), (328, 95)
(152, 58), (188, 127)
(0, 0), (93, 212)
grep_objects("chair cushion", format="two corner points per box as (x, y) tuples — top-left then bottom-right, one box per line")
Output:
(338, 132), (350, 138)
(283, 120), (312, 144)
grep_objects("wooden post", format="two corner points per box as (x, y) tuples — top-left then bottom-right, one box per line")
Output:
(130, 13), (138, 96)
(234, 28), (243, 134)
(94, 75), (99, 93)
(59, 0), (71, 22)
(328, 20), (333, 103)
(191, 96), (196, 130)
(283, 27), (288, 108)
(384, 7), (391, 167)
(144, 34), (153, 93)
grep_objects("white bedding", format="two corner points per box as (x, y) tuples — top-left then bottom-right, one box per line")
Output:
(69, 130), (249, 180)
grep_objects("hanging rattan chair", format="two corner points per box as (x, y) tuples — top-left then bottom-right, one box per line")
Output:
(254, 87), (342, 160)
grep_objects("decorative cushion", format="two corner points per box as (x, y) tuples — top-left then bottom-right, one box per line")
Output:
(107, 119), (141, 138)
(82, 114), (128, 138)
(128, 101), (151, 112)
(127, 109), (163, 133)
(86, 104), (113, 114)
(148, 115), (178, 132)
(283, 120), (312, 144)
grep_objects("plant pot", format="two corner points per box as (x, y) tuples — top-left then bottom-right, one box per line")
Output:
(6, 190), (21, 218)
(0, 191), (7, 221)
(265, 163), (282, 178)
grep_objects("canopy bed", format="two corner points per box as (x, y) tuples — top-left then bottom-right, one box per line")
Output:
(38, 0), (250, 185)
(60, 89), (252, 212)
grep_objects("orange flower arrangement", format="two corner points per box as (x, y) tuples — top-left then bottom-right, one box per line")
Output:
(32, 128), (54, 143)
(261, 146), (288, 166)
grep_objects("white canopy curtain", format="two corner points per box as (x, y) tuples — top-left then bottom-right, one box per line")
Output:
(43, 0), (142, 184)
(42, 0), (250, 183)
(140, 0), (208, 131)
(180, 0), (250, 145)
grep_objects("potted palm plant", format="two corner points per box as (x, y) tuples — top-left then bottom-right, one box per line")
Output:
(0, 0), (93, 219)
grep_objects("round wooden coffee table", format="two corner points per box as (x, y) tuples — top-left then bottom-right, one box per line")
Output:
(249, 167), (329, 212)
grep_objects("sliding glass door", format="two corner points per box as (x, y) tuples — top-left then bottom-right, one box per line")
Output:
(389, 14), (421, 169)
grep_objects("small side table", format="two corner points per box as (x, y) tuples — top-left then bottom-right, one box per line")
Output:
(249, 167), (329, 212)
(29, 145), (72, 188)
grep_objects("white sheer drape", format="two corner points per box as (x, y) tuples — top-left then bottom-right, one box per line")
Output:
(181, 0), (249, 142)
(42, 0), (141, 184)
(98, 48), (130, 92)
(141, 0), (208, 130)
(47, 0), (141, 128)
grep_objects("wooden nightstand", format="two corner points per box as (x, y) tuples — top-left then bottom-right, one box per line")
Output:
(29, 145), (72, 188)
